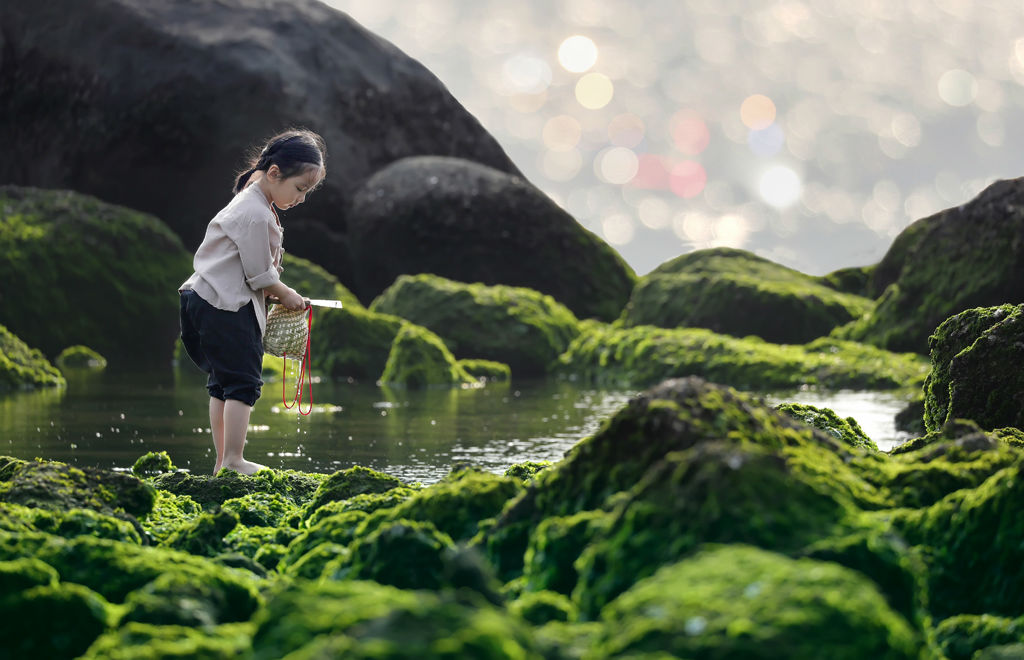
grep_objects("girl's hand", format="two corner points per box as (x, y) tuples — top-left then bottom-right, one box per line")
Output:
(279, 288), (306, 311)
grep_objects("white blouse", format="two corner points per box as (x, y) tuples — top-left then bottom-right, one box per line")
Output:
(179, 182), (284, 336)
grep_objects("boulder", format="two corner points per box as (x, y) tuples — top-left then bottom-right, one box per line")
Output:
(0, 324), (64, 392)
(310, 305), (405, 382)
(0, 0), (518, 284)
(0, 580), (113, 660)
(371, 274), (581, 376)
(81, 622), (252, 660)
(0, 186), (192, 365)
(775, 402), (878, 451)
(834, 178), (1024, 353)
(923, 304), (1024, 432)
(54, 345), (107, 372)
(934, 614), (1024, 660)
(0, 458), (155, 518)
(620, 248), (873, 343)
(348, 156), (636, 320)
(302, 465), (404, 517)
(379, 323), (476, 389)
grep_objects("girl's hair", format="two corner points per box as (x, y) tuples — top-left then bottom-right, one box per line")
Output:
(234, 128), (327, 194)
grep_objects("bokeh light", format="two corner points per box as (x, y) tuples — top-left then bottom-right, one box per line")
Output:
(541, 148), (583, 182)
(669, 161), (707, 198)
(601, 213), (635, 245)
(575, 72), (614, 109)
(759, 166), (802, 208)
(631, 154), (671, 190)
(637, 197), (671, 229)
(937, 69), (978, 107)
(596, 147), (640, 185)
(747, 124), (785, 157)
(670, 111), (710, 155)
(558, 35), (599, 73)
(607, 113), (646, 148)
(501, 54), (552, 95)
(740, 94), (777, 130)
(542, 115), (583, 151)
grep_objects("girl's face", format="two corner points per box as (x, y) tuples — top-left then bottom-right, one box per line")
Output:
(261, 165), (324, 211)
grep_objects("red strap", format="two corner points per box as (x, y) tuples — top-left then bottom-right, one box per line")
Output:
(281, 306), (313, 416)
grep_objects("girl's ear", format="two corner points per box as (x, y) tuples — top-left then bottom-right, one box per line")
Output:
(266, 164), (281, 181)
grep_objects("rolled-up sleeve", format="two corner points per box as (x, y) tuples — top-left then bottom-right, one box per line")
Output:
(225, 215), (281, 291)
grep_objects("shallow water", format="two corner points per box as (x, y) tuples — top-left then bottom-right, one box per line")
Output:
(0, 368), (914, 484)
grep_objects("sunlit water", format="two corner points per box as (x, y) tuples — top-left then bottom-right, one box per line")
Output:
(0, 368), (914, 484)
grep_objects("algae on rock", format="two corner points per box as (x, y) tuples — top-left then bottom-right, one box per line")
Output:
(0, 324), (65, 392)
(379, 323), (477, 388)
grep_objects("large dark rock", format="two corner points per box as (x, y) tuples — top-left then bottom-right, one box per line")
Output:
(347, 156), (636, 321)
(834, 178), (1024, 353)
(0, 0), (518, 284)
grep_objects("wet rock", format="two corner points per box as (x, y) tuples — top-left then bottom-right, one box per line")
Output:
(279, 510), (368, 572)
(555, 322), (929, 390)
(2, 503), (142, 545)
(0, 186), (192, 365)
(895, 396), (927, 435)
(139, 490), (202, 545)
(371, 274), (581, 376)
(591, 545), (920, 659)
(0, 580), (113, 660)
(310, 305), (405, 382)
(379, 323), (476, 389)
(523, 510), (610, 596)
(132, 451), (176, 478)
(0, 323), (65, 392)
(161, 508), (239, 557)
(221, 492), (300, 528)
(833, 178), (1024, 353)
(303, 465), (404, 517)
(54, 345), (107, 371)
(0, 0), (518, 286)
(120, 569), (261, 628)
(504, 461), (553, 482)
(304, 487), (416, 526)
(620, 248), (874, 343)
(348, 156), (635, 320)
(250, 580), (538, 659)
(0, 457), (155, 518)
(148, 469), (324, 507)
(776, 402), (878, 451)
(923, 304), (1024, 432)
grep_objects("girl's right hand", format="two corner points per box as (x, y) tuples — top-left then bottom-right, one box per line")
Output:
(279, 288), (306, 311)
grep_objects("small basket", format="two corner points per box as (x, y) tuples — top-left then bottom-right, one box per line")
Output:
(264, 305), (310, 359)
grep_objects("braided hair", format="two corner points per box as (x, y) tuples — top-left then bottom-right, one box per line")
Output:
(234, 129), (326, 194)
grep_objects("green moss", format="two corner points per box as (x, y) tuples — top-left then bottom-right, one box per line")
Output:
(923, 304), (1024, 431)
(818, 264), (875, 297)
(504, 460), (553, 482)
(119, 569), (261, 629)
(139, 490), (202, 545)
(55, 344), (107, 371)
(380, 322), (477, 388)
(459, 358), (512, 382)
(149, 468), (324, 507)
(0, 581), (113, 659)
(934, 614), (1024, 660)
(310, 304), (405, 381)
(221, 491), (300, 528)
(510, 590), (575, 625)
(304, 486), (415, 525)
(302, 465), (404, 518)
(370, 274), (581, 376)
(132, 451), (176, 478)
(160, 508), (239, 557)
(592, 544), (920, 659)
(81, 622), (254, 659)
(620, 248), (874, 344)
(250, 579), (538, 659)
(280, 252), (362, 309)
(322, 519), (458, 590)
(523, 510), (610, 596)
(0, 186), (193, 366)
(7, 503), (143, 544)
(0, 323), (65, 392)
(555, 322), (928, 391)
(776, 402), (878, 451)
(0, 557), (59, 592)
(278, 510), (369, 570)
(223, 524), (298, 561)
(0, 458), (154, 517)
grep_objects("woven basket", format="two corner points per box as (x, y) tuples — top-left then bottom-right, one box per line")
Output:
(264, 305), (309, 359)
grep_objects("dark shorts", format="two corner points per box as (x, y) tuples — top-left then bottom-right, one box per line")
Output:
(179, 289), (263, 406)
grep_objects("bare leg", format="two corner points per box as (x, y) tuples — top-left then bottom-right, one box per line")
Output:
(220, 398), (267, 475)
(209, 397), (226, 475)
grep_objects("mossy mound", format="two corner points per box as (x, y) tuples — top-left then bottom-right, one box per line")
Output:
(0, 457), (154, 518)
(310, 304), (404, 381)
(279, 510), (369, 572)
(139, 490), (202, 545)
(504, 460), (553, 482)
(509, 590), (575, 625)
(131, 450), (176, 478)
(371, 274), (581, 376)
(0, 185), (192, 365)
(923, 304), (1024, 432)
(459, 358), (512, 382)
(1, 503), (141, 544)
(380, 323), (476, 388)
(776, 402), (878, 451)
(160, 508), (239, 557)
(304, 487), (416, 525)
(523, 510), (610, 596)
(250, 579), (538, 659)
(148, 468), (324, 507)
(303, 465), (405, 517)
(120, 568), (262, 628)
(54, 344), (107, 371)
(280, 252), (361, 309)
(620, 248), (873, 344)
(818, 264), (874, 297)
(934, 614), (1024, 660)
(222, 492), (300, 528)
(81, 622), (253, 660)
(0, 580), (113, 659)
(0, 323), (65, 392)
(556, 322), (929, 390)
(592, 544), (920, 659)
(831, 177), (1024, 354)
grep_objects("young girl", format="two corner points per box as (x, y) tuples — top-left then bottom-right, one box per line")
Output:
(179, 129), (326, 475)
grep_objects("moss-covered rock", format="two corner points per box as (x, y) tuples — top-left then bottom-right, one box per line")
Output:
(776, 402), (878, 451)
(523, 510), (610, 596)
(379, 323), (477, 388)
(149, 468), (324, 507)
(250, 578), (538, 659)
(0, 323), (65, 392)
(591, 544), (920, 659)
(304, 486), (416, 526)
(509, 590), (575, 625)
(303, 465), (404, 517)
(120, 569), (261, 628)
(2, 503), (142, 544)
(0, 580), (113, 659)
(923, 304), (1024, 432)
(279, 510), (369, 571)
(280, 252), (362, 309)
(0, 186), (192, 365)
(831, 178), (1024, 354)
(139, 490), (202, 545)
(0, 556), (58, 592)
(221, 491), (300, 528)
(459, 358), (512, 382)
(371, 274), (581, 376)
(555, 322), (929, 390)
(160, 508), (239, 557)
(620, 248), (874, 344)
(81, 622), (254, 660)
(310, 304), (405, 381)
(934, 614), (1024, 660)
(132, 451), (176, 478)
(818, 264), (874, 297)
(54, 344), (107, 371)
(895, 395), (926, 436)
(0, 457), (154, 518)
(504, 460), (553, 482)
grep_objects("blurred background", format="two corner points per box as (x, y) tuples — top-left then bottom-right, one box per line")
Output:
(322, 0), (1024, 276)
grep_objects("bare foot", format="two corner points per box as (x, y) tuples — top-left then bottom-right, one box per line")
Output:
(219, 459), (268, 476)
(212, 462), (223, 475)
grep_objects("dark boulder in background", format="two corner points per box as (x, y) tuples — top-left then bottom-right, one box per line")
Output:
(347, 156), (636, 320)
(0, 0), (519, 286)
